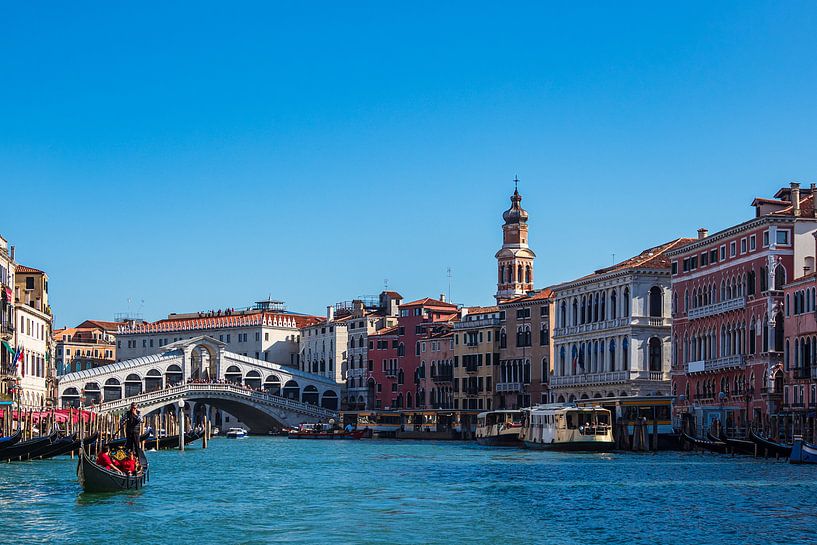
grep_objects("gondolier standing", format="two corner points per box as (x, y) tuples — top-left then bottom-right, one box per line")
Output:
(119, 402), (143, 455)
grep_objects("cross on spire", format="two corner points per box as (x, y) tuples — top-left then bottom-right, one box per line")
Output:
(513, 174), (519, 192)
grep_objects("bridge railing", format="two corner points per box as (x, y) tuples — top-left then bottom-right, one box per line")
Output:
(95, 383), (337, 419)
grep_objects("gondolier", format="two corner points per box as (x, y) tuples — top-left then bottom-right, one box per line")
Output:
(119, 402), (144, 454)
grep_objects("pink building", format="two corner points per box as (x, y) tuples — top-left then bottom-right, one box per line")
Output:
(671, 183), (817, 435)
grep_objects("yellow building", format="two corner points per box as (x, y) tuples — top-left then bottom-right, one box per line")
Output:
(14, 264), (53, 407)
(54, 320), (120, 374)
(453, 306), (502, 411)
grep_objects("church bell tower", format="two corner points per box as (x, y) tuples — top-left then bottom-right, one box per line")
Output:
(495, 178), (536, 302)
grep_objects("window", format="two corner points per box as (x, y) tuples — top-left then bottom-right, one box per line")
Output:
(740, 238), (747, 254)
(700, 253), (708, 267)
(749, 235), (756, 251)
(763, 231), (769, 247)
(720, 245), (726, 260)
(671, 261), (678, 275)
(25, 277), (34, 290)
(710, 249), (718, 263)
(776, 229), (790, 245)
(729, 241), (736, 257)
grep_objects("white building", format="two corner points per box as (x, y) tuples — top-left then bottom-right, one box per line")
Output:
(116, 299), (321, 369)
(343, 292), (401, 409)
(299, 306), (350, 384)
(549, 239), (693, 402)
(14, 264), (53, 407)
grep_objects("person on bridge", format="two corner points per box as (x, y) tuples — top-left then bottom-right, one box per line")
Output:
(119, 402), (144, 455)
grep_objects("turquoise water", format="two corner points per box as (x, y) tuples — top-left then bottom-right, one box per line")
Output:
(0, 438), (816, 545)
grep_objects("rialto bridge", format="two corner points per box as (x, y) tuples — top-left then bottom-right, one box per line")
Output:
(56, 336), (341, 432)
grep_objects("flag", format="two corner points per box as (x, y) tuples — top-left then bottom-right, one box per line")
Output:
(1, 340), (13, 356)
(13, 348), (23, 376)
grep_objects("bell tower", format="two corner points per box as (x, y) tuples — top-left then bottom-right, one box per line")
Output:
(495, 177), (536, 302)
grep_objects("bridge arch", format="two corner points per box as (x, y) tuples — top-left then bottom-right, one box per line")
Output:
(62, 387), (80, 408)
(84, 382), (101, 405)
(282, 379), (299, 400)
(103, 378), (122, 402)
(145, 369), (163, 392)
(125, 373), (143, 397)
(225, 365), (242, 385)
(321, 390), (338, 410)
(245, 370), (262, 390)
(165, 364), (183, 386)
(302, 385), (319, 405)
(190, 343), (218, 380)
(264, 374), (281, 395)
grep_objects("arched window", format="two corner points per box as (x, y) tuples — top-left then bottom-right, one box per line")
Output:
(525, 265), (531, 284)
(610, 290), (617, 319)
(580, 296), (587, 324)
(649, 287), (662, 317)
(572, 299), (578, 326)
(648, 338), (662, 372)
(609, 339), (616, 371)
(774, 311), (784, 352)
(623, 288), (630, 317)
(774, 264), (786, 291)
(560, 301), (567, 327)
(517, 264), (523, 284)
(622, 338), (629, 370)
(559, 346), (566, 376)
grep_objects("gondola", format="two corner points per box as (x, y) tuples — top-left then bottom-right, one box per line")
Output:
(24, 432), (71, 460)
(681, 432), (728, 454)
(39, 432), (98, 460)
(77, 444), (149, 493)
(288, 429), (366, 440)
(0, 431), (23, 450)
(749, 429), (792, 457)
(710, 432), (757, 456)
(0, 432), (58, 462)
(147, 429), (202, 450)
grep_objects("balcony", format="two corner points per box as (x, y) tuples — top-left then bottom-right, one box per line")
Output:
(687, 297), (746, 320)
(454, 317), (502, 330)
(465, 364), (479, 374)
(496, 382), (523, 393)
(793, 367), (812, 380)
(550, 370), (669, 388)
(432, 373), (453, 383)
(464, 386), (480, 396)
(553, 317), (630, 338)
(629, 317), (671, 328)
(686, 355), (745, 374)
(347, 368), (367, 379)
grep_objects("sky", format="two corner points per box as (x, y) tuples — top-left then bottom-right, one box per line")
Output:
(2, 2), (817, 328)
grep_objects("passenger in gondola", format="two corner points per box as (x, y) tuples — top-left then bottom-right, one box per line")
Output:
(119, 402), (144, 455)
(96, 445), (124, 474)
(119, 451), (138, 476)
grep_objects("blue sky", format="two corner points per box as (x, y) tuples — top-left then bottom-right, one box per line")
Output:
(2, 2), (817, 327)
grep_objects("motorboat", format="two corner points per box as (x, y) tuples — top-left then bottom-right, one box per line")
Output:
(225, 427), (248, 439)
(475, 410), (524, 446)
(521, 404), (615, 451)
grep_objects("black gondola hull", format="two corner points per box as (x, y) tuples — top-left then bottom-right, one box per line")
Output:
(77, 449), (148, 493)
(0, 431), (23, 450)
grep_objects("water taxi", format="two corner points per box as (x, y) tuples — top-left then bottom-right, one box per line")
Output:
(475, 410), (524, 446)
(225, 427), (248, 439)
(521, 404), (614, 451)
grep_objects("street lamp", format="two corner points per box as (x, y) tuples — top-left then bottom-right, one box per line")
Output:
(178, 399), (186, 451)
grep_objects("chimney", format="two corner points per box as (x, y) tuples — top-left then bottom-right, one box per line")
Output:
(812, 183), (817, 218)
(697, 228), (708, 240)
(439, 293), (446, 303)
(792, 182), (801, 217)
(326, 305), (334, 322)
(9, 245), (14, 261)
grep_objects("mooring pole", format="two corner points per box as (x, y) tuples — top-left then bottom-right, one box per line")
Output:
(178, 399), (185, 451)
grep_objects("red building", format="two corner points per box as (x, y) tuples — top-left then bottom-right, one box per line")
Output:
(671, 183), (817, 435)
(781, 249), (817, 440)
(367, 325), (399, 410)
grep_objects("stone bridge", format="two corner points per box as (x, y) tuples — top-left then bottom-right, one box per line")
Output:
(57, 336), (341, 432)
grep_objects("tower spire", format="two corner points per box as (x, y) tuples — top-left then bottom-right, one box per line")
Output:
(495, 178), (536, 302)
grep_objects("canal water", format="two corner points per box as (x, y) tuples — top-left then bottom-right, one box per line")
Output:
(0, 437), (816, 544)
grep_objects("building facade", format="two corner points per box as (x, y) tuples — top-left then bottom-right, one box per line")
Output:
(551, 239), (689, 404)
(367, 325), (400, 409)
(782, 267), (817, 440)
(14, 264), (53, 407)
(299, 305), (350, 384)
(497, 289), (553, 409)
(0, 236), (14, 402)
(671, 183), (817, 433)
(453, 306), (501, 411)
(115, 299), (321, 369)
(417, 328), (454, 409)
(54, 320), (121, 375)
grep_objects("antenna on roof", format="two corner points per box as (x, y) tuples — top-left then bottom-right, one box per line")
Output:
(384, 278), (389, 290)
(447, 267), (453, 302)
(612, 253), (615, 264)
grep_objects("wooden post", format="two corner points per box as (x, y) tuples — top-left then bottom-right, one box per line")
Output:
(202, 414), (208, 449)
(652, 418), (659, 452)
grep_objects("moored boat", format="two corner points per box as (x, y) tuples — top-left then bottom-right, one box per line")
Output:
(77, 445), (148, 493)
(26, 433), (76, 460)
(790, 436), (817, 464)
(288, 424), (365, 439)
(749, 429), (792, 458)
(39, 432), (99, 460)
(708, 431), (756, 455)
(0, 432), (57, 462)
(225, 427), (247, 439)
(476, 410), (524, 447)
(0, 431), (23, 450)
(681, 432), (728, 454)
(521, 404), (615, 451)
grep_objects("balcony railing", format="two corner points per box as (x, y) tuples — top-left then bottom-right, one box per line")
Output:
(550, 370), (669, 388)
(553, 317), (630, 337)
(629, 316), (671, 327)
(688, 297), (746, 320)
(496, 382), (523, 393)
(686, 354), (745, 374)
(432, 373), (453, 383)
